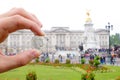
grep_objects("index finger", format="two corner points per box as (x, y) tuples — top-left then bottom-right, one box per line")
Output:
(0, 8), (42, 27)
(1, 15), (45, 36)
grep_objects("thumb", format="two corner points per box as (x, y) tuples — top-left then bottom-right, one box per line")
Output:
(15, 49), (40, 65)
(0, 49), (40, 73)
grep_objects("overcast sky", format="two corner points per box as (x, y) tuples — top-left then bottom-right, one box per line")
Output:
(0, 0), (120, 34)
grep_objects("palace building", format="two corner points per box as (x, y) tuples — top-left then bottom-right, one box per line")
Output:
(0, 12), (109, 54)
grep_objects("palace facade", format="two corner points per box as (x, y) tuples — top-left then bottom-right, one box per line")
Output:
(0, 12), (109, 54)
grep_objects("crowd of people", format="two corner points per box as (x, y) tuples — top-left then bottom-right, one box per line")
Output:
(37, 48), (119, 66)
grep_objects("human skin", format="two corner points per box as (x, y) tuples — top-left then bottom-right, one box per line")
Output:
(0, 8), (44, 73)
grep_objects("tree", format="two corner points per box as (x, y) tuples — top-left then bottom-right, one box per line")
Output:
(110, 33), (120, 46)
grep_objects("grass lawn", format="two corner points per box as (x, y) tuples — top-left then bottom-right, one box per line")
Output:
(0, 64), (120, 80)
(0, 64), (81, 80)
(95, 65), (120, 80)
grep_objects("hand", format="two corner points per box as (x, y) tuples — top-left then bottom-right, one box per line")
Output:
(0, 49), (40, 73)
(0, 8), (44, 43)
(0, 8), (44, 73)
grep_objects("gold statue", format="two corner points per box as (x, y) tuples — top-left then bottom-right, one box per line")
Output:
(86, 10), (92, 22)
(86, 11), (90, 17)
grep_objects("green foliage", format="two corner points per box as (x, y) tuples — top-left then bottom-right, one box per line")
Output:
(66, 59), (71, 64)
(81, 58), (86, 64)
(110, 33), (120, 46)
(94, 56), (100, 60)
(92, 56), (100, 68)
(94, 59), (100, 68)
(54, 59), (59, 64)
(35, 57), (39, 63)
(89, 60), (94, 66)
(26, 71), (37, 80)
(64, 64), (73, 67)
(81, 72), (95, 80)
(94, 66), (111, 73)
(81, 73), (87, 80)
(45, 57), (50, 63)
(88, 56), (100, 68)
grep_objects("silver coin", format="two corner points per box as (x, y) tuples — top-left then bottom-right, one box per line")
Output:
(32, 36), (47, 50)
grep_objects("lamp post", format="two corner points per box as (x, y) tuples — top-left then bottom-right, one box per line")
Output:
(105, 22), (113, 54)
(46, 38), (49, 57)
(44, 37), (49, 57)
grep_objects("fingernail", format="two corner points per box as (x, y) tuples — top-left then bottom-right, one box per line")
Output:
(40, 31), (45, 36)
(31, 50), (40, 58)
(35, 31), (45, 36)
